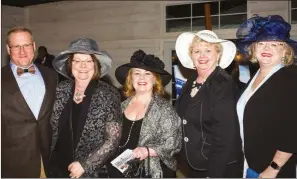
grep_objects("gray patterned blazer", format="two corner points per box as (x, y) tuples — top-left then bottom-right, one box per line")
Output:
(122, 95), (182, 178)
(50, 80), (122, 177)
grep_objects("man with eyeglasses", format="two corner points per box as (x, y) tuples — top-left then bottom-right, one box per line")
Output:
(1, 26), (58, 178)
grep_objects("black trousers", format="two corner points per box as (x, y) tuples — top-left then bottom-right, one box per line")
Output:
(187, 161), (243, 178)
(178, 153), (243, 178)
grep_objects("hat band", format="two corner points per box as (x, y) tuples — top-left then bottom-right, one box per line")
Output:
(198, 32), (218, 40)
(255, 32), (288, 41)
(130, 62), (164, 71)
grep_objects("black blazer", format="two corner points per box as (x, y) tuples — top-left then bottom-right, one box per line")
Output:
(1, 64), (58, 177)
(175, 67), (242, 177)
(243, 65), (297, 178)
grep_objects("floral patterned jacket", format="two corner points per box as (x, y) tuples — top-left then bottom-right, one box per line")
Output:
(122, 95), (182, 178)
(50, 80), (122, 177)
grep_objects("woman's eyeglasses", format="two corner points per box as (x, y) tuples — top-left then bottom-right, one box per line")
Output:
(256, 42), (284, 50)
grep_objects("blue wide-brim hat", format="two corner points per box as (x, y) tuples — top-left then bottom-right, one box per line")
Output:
(115, 50), (172, 86)
(236, 15), (297, 56)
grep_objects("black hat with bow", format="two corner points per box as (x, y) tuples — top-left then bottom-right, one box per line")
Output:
(115, 50), (172, 86)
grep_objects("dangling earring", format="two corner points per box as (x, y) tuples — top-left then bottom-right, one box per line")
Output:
(251, 56), (257, 62)
(216, 57), (220, 66)
(281, 56), (287, 65)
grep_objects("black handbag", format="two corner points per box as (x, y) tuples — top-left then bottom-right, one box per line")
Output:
(123, 147), (152, 178)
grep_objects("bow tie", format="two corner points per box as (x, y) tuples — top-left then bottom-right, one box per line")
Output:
(17, 66), (35, 76)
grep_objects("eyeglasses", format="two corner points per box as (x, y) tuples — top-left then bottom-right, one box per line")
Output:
(72, 59), (94, 66)
(9, 43), (34, 52)
(256, 42), (284, 50)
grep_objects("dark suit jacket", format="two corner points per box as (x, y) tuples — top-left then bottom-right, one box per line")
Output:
(1, 64), (58, 178)
(175, 67), (243, 177)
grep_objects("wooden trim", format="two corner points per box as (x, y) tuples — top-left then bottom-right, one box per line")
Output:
(204, 3), (212, 30)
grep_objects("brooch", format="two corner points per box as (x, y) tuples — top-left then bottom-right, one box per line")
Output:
(190, 81), (203, 98)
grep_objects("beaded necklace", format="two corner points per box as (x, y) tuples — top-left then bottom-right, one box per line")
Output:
(118, 120), (136, 149)
(119, 100), (149, 149)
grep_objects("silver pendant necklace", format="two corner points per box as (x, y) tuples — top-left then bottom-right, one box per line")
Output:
(74, 89), (86, 102)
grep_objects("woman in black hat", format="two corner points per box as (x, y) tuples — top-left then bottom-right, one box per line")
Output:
(48, 38), (122, 178)
(236, 15), (297, 178)
(108, 50), (182, 178)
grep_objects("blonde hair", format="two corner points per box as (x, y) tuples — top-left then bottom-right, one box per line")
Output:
(248, 42), (295, 66)
(189, 36), (223, 62)
(123, 68), (165, 97)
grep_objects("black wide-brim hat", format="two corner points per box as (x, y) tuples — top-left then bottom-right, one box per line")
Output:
(115, 50), (172, 86)
(52, 38), (112, 80)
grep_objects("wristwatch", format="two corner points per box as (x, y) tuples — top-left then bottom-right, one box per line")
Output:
(270, 161), (282, 170)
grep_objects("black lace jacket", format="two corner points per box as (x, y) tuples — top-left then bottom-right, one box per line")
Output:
(50, 80), (122, 177)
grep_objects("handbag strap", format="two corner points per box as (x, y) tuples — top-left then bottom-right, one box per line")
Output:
(145, 146), (150, 175)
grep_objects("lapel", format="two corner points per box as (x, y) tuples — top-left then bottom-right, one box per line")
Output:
(133, 95), (157, 146)
(50, 80), (73, 152)
(177, 67), (221, 110)
(177, 73), (203, 109)
(37, 65), (54, 120)
(121, 96), (132, 111)
(178, 74), (196, 100)
(74, 80), (97, 149)
(2, 65), (36, 120)
(246, 67), (284, 107)
(75, 81), (100, 154)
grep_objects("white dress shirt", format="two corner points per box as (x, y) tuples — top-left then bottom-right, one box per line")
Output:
(10, 62), (46, 119)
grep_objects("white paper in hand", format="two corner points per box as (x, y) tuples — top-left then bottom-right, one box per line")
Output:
(110, 149), (134, 173)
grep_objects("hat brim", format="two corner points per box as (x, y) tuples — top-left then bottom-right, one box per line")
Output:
(115, 63), (172, 86)
(175, 32), (236, 69)
(52, 49), (112, 80)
